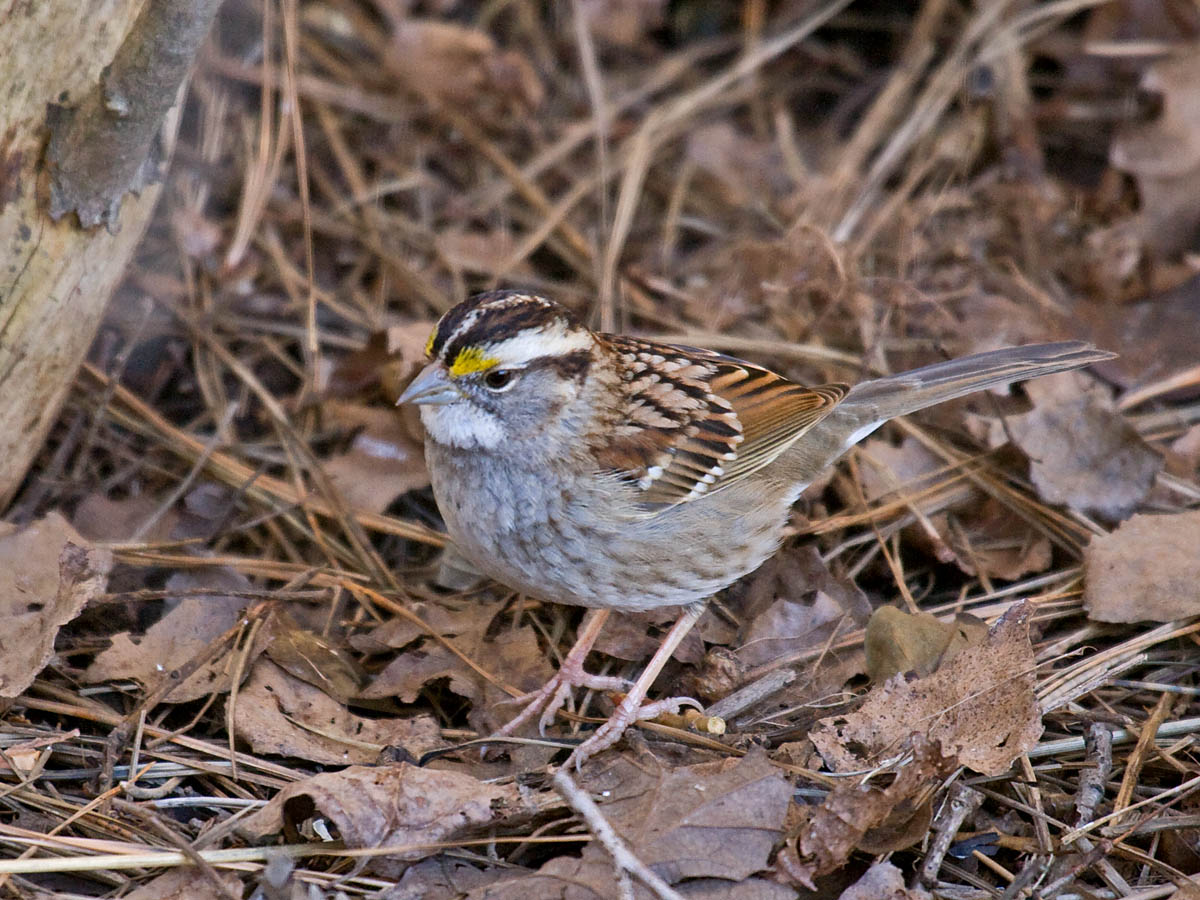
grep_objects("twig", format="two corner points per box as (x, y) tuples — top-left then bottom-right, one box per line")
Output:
(919, 782), (983, 887)
(552, 769), (685, 900)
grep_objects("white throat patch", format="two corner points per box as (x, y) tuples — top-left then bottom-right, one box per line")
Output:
(420, 400), (505, 450)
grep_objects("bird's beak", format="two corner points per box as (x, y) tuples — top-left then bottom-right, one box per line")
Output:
(397, 362), (461, 406)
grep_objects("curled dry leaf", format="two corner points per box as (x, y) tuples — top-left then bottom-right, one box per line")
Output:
(232, 658), (441, 766)
(237, 763), (534, 876)
(1084, 509), (1200, 623)
(865, 606), (987, 683)
(1069, 273), (1200, 397)
(777, 735), (954, 890)
(811, 601), (1042, 777)
(1001, 373), (1161, 521)
(0, 513), (111, 698)
(686, 122), (793, 210)
(84, 569), (250, 703)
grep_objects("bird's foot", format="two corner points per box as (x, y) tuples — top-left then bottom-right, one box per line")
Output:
(565, 692), (703, 769)
(492, 661), (632, 739)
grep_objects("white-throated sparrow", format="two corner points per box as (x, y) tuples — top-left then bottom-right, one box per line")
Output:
(398, 290), (1114, 765)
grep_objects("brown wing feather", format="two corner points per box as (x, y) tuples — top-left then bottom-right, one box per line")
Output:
(591, 337), (846, 510)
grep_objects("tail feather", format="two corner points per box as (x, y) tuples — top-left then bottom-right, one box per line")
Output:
(842, 341), (1115, 422)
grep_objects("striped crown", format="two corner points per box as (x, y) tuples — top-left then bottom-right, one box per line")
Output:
(426, 291), (592, 377)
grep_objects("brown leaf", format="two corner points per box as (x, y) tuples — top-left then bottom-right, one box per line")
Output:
(237, 763), (530, 875)
(394, 858), (508, 898)
(84, 569), (248, 703)
(779, 736), (953, 889)
(1069, 274), (1200, 398)
(858, 437), (1053, 580)
(318, 322), (432, 399)
(577, 0), (667, 47)
(436, 227), (522, 276)
(686, 122), (792, 209)
(123, 869), (243, 900)
(232, 658), (441, 765)
(1002, 373), (1161, 521)
(1110, 48), (1200, 255)
(262, 609), (365, 703)
(811, 601), (1042, 776)
(0, 514), (111, 698)
(386, 20), (542, 111)
(735, 546), (871, 668)
(322, 401), (429, 513)
(837, 861), (933, 900)
(72, 492), (178, 543)
(865, 606), (987, 682)
(579, 750), (792, 883)
(1084, 509), (1200, 623)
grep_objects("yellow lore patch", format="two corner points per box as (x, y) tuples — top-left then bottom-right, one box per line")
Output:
(424, 327), (437, 357)
(449, 345), (500, 376)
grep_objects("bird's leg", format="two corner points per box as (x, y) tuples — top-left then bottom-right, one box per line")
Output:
(566, 601), (707, 769)
(492, 608), (632, 738)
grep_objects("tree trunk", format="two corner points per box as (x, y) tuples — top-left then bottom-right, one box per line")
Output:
(0, 0), (219, 508)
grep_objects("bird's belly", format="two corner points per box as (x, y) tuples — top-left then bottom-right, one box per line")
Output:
(427, 445), (788, 612)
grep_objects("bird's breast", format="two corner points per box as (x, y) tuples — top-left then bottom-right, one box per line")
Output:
(425, 441), (791, 612)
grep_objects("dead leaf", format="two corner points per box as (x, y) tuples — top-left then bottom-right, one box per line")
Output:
(579, 750), (792, 884)
(578, 0), (666, 47)
(1110, 48), (1200, 256)
(386, 20), (542, 112)
(436, 227), (522, 276)
(858, 437), (1053, 580)
(262, 609), (365, 703)
(84, 569), (249, 702)
(123, 869), (243, 900)
(1084, 509), (1200, 623)
(394, 858), (507, 898)
(322, 402), (429, 512)
(735, 546), (871, 668)
(1002, 372), (1162, 521)
(837, 861), (933, 900)
(1069, 274), (1200, 398)
(811, 601), (1042, 776)
(232, 658), (441, 765)
(865, 606), (988, 682)
(72, 492), (178, 543)
(778, 735), (953, 889)
(0, 514), (111, 698)
(237, 763), (533, 875)
(317, 322), (431, 399)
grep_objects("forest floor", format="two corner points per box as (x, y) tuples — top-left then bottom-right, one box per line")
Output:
(3, 1), (1200, 898)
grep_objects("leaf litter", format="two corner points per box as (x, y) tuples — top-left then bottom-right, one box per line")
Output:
(4, 2), (1200, 898)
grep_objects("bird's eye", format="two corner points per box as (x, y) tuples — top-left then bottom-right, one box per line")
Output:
(483, 369), (515, 390)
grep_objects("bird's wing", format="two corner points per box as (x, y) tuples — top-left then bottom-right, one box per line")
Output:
(591, 337), (846, 510)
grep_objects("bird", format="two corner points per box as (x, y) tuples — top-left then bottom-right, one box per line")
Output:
(397, 289), (1115, 766)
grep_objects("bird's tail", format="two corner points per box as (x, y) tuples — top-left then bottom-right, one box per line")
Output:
(841, 341), (1115, 423)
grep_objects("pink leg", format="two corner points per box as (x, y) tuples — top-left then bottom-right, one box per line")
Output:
(492, 609), (631, 738)
(566, 601), (707, 769)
